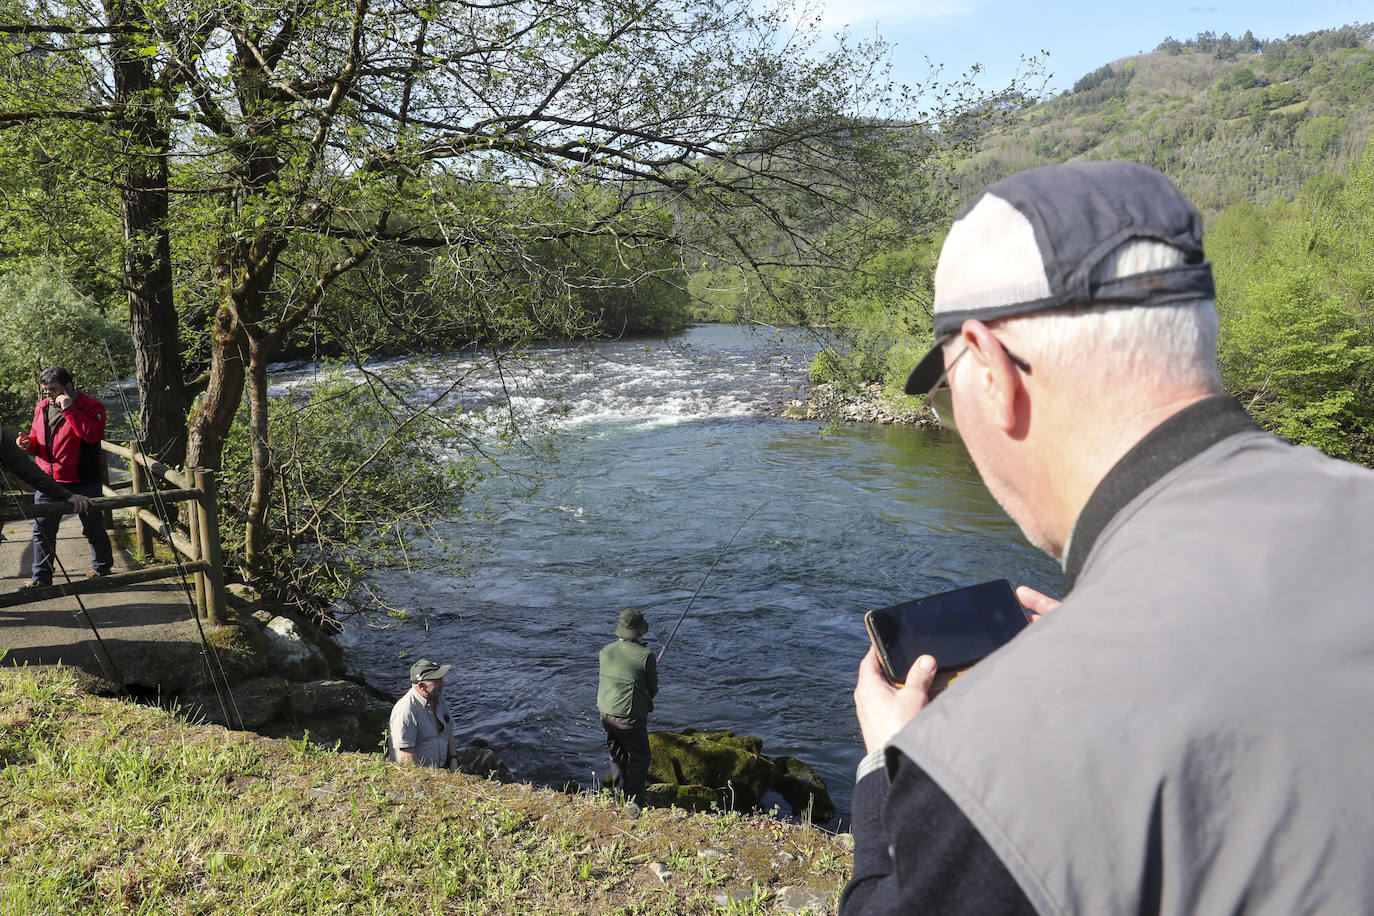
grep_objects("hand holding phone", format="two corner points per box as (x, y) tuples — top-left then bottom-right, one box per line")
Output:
(864, 579), (1031, 695)
(854, 645), (938, 753)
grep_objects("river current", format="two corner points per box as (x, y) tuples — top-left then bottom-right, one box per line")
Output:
(333, 324), (1064, 825)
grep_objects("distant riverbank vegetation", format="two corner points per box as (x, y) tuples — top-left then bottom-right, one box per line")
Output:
(0, 10), (1370, 616)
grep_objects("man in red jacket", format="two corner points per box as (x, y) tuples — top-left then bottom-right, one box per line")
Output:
(15, 367), (113, 587)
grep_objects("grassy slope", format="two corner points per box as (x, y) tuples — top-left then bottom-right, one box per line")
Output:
(0, 667), (849, 915)
(959, 27), (1374, 218)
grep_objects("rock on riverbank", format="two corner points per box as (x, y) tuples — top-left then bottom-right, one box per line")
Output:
(81, 581), (396, 754)
(782, 382), (935, 426)
(646, 729), (836, 825)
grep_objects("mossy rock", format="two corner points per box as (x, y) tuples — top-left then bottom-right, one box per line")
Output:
(114, 623), (267, 692)
(679, 728), (764, 755)
(225, 583), (264, 613)
(203, 622), (272, 681)
(645, 782), (719, 812)
(648, 730), (776, 811)
(770, 755), (836, 824)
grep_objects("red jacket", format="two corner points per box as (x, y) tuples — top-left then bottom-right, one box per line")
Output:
(21, 391), (107, 483)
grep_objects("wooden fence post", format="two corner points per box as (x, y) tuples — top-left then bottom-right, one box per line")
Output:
(98, 444), (114, 531)
(185, 467), (206, 617)
(129, 440), (154, 558)
(194, 468), (227, 625)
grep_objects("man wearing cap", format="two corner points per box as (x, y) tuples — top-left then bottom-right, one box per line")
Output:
(597, 608), (658, 809)
(842, 161), (1374, 913)
(389, 658), (456, 769)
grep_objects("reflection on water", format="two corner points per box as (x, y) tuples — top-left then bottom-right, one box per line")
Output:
(337, 326), (1063, 824)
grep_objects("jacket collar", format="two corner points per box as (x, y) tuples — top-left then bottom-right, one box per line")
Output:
(1063, 395), (1260, 591)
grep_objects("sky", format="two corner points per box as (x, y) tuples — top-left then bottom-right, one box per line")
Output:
(811, 0), (1373, 96)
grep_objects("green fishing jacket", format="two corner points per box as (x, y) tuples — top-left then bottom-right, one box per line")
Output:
(597, 638), (658, 719)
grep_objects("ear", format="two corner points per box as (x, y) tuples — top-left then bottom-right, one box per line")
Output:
(959, 320), (1025, 434)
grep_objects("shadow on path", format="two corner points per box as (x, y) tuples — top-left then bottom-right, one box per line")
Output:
(0, 516), (207, 686)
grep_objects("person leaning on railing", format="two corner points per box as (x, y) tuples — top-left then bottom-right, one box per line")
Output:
(15, 367), (113, 588)
(0, 424), (93, 545)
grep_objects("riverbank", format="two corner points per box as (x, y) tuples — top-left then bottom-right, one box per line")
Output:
(782, 382), (934, 426)
(0, 665), (850, 914)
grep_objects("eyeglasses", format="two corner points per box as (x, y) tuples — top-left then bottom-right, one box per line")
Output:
(923, 343), (1031, 432)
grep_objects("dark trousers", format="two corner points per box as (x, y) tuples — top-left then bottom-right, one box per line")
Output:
(601, 713), (650, 805)
(31, 482), (113, 584)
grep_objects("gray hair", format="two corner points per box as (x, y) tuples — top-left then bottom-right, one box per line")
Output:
(997, 241), (1221, 392)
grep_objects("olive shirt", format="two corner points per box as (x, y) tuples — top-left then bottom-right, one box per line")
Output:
(597, 638), (658, 720)
(388, 688), (455, 768)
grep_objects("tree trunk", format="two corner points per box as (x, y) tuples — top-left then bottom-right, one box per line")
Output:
(186, 299), (247, 472)
(243, 338), (273, 568)
(108, 0), (189, 465)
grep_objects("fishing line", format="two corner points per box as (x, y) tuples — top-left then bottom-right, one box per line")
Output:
(100, 343), (244, 729)
(656, 500), (768, 665)
(876, 565), (919, 600)
(0, 450), (127, 693)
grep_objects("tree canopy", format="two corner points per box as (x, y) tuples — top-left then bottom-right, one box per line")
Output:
(0, 0), (1032, 603)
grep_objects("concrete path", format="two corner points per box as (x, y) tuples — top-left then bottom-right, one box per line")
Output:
(0, 512), (206, 688)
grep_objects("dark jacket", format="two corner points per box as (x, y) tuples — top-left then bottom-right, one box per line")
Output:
(597, 638), (658, 719)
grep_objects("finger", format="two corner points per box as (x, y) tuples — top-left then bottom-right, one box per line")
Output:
(1017, 585), (1061, 621)
(857, 645), (891, 687)
(860, 644), (881, 672)
(902, 654), (938, 695)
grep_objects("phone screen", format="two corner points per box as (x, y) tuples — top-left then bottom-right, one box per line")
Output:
(865, 579), (1029, 683)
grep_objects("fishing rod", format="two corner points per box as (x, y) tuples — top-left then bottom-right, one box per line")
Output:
(100, 342), (244, 729)
(1, 436), (128, 694)
(656, 500), (767, 665)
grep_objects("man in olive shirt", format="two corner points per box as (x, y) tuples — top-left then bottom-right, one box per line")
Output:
(597, 608), (658, 810)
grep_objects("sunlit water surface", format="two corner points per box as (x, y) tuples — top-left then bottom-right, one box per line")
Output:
(329, 325), (1064, 824)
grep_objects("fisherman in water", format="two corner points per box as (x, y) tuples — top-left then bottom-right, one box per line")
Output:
(597, 608), (658, 814)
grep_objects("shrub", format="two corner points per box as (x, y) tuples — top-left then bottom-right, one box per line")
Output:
(0, 269), (132, 425)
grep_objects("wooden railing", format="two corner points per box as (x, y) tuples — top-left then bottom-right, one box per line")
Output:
(0, 440), (227, 623)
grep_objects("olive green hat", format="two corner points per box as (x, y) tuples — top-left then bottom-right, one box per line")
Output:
(614, 608), (649, 639)
(409, 658), (451, 683)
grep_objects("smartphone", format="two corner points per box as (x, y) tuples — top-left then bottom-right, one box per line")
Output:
(864, 579), (1031, 691)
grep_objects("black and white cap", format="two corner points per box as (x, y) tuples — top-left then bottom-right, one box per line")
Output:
(904, 160), (1215, 395)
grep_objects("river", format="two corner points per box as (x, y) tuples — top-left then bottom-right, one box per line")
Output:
(335, 323), (1065, 825)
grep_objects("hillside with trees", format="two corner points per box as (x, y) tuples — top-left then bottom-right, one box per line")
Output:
(963, 25), (1374, 214)
(969, 24), (1374, 464)
(798, 24), (1374, 465)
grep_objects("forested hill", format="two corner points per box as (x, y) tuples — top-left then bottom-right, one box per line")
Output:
(803, 23), (1374, 466)
(960, 24), (1374, 217)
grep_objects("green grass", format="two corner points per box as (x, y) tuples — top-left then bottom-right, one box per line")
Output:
(0, 667), (850, 914)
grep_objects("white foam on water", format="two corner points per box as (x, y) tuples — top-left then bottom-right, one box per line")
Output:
(266, 326), (816, 432)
